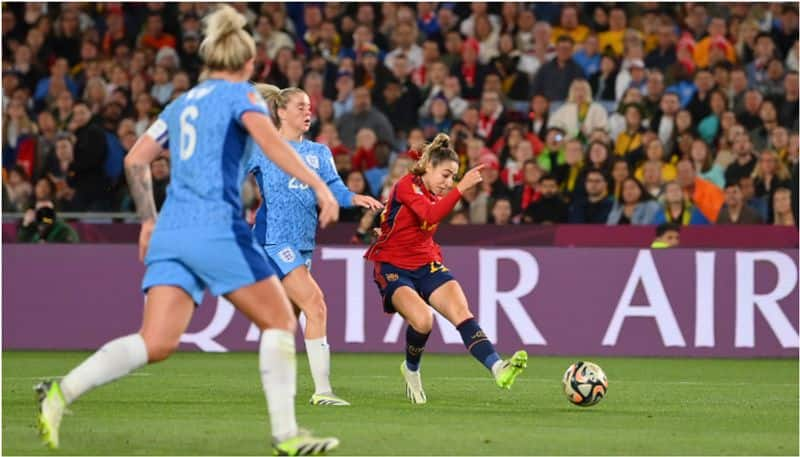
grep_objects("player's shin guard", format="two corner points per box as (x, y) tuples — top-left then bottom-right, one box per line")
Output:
(60, 333), (148, 405)
(405, 325), (430, 372)
(456, 318), (501, 371)
(260, 329), (299, 443)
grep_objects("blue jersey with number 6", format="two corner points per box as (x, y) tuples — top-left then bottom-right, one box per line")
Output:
(140, 79), (275, 304)
(246, 138), (354, 251)
(152, 79), (269, 230)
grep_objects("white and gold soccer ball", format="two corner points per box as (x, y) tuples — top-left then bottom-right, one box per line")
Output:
(562, 361), (608, 407)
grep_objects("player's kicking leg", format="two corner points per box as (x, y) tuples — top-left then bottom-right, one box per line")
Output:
(429, 281), (528, 390)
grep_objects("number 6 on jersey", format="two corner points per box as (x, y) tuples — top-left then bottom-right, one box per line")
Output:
(179, 106), (199, 160)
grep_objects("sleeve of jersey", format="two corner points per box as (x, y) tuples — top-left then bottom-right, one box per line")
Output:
(244, 138), (262, 174)
(396, 180), (462, 226)
(232, 84), (269, 126)
(144, 116), (169, 148)
(320, 144), (354, 207)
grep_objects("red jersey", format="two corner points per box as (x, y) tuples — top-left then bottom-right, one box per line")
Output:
(365, 173), (461, 270)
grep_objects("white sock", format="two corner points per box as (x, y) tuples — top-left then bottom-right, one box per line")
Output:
(260, 329), (298, 443)
(305, 337), (332, 395)
(491, 359), (504, 378)
(60, 333), (148, 405)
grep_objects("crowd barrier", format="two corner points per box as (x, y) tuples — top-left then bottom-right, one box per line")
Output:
(2, 222), (798, 247)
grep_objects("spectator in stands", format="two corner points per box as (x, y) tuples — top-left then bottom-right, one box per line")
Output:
(65, 101), (109, 211)
(737, 89), (764, 132)
(725, 132), (758, 186)
(531, 35), (583, 102)
(771, 187), (796, 226)
(150, 155), (169, 212)
(384, 21), (423, 71)
(589, 54), (619, 105)
(552, 5), (589, 45)
(479, 153), (509, 199)
(654, 180), (709, 225)
(17, 204), (79, 243)
(476, 90), (509, 145)
(138, 12), (176, 52)
(607, 176), (660, 225)
(646, 21), (678, 72)
(752, 150), (792, 206)
(747, 33), (776, 87)
(521, 173), (569, 224)
(676, 159), (724, 223)
(716, 182), (763, 224)
(688, 139), (726, 188)
(608, 87), (642, 140)
(352, 128), (378, 172)
(568, 169), (613, 223)
(651, 222), (681, 248)
(3, 165), (33, 212)
(694, 17), (736, 69)
(549, 78), (609, 141)
(509, 159), (541, 216)
(634, 138), (676, 183)
(614, 103), (646, 167)
(490, 197), (513, 225)
(779, 71), (798, 130)
(336, 86), (394, 150)
(339, 170), (371, 223)
(598, 7), (627, 57)
(609, 157), (631, 201)
(641, 160), (664, 199)
(537, 126), (567, 174)
(527, 94), (551, 140)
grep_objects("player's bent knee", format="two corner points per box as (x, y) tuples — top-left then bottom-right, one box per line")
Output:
(142, 336), (179, 363)
(408, 312), (434, 334)
(302, 296), (327, 324)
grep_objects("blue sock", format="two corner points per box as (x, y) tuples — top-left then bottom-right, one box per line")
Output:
(457, 318), (501, 371)
(405, 325), (430, 372)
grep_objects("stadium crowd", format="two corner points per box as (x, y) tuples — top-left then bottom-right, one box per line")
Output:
(2, 2), (799, 237)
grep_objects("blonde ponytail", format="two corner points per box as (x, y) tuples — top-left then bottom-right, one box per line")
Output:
(199, 5), (255, 72)
(253, 84), (306, 129)
(410, 133), (458, 176)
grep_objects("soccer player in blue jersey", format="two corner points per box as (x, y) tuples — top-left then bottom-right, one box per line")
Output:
(247, 84), (383, 406)
(35, 6), (339, 456)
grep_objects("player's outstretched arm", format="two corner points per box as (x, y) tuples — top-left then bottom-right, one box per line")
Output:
(241, 112), (339, 228)
(124, 133), (164, 261)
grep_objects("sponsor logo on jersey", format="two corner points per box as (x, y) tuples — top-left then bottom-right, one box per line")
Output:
(278, 247), (296, 263)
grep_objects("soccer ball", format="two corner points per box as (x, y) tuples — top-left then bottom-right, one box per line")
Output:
(562, 361), (608, 407)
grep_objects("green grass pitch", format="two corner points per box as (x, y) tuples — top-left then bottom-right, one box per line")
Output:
(3, 351), (798, 455)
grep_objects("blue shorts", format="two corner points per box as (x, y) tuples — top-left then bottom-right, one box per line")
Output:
(372, 261), (455, 313)
(264, 243), (313, 280)
(142, 225), (274, 305)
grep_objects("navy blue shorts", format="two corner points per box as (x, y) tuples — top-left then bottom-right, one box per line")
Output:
(372, 261), (455, 313)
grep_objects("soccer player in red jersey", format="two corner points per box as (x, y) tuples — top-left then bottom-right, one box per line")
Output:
(365, 133), (528, 404)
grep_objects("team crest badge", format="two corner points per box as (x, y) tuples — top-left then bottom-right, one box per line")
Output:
(385, 273), (399, 282)
(305, 155), (320, 169)
(278, 247), (296, 263)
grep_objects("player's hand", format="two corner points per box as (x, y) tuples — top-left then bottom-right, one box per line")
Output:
(138, 219), (155, 262)
(456, 163), (485, 193)
(314, 185), (339, 229)
(352, 194), (384, 211)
